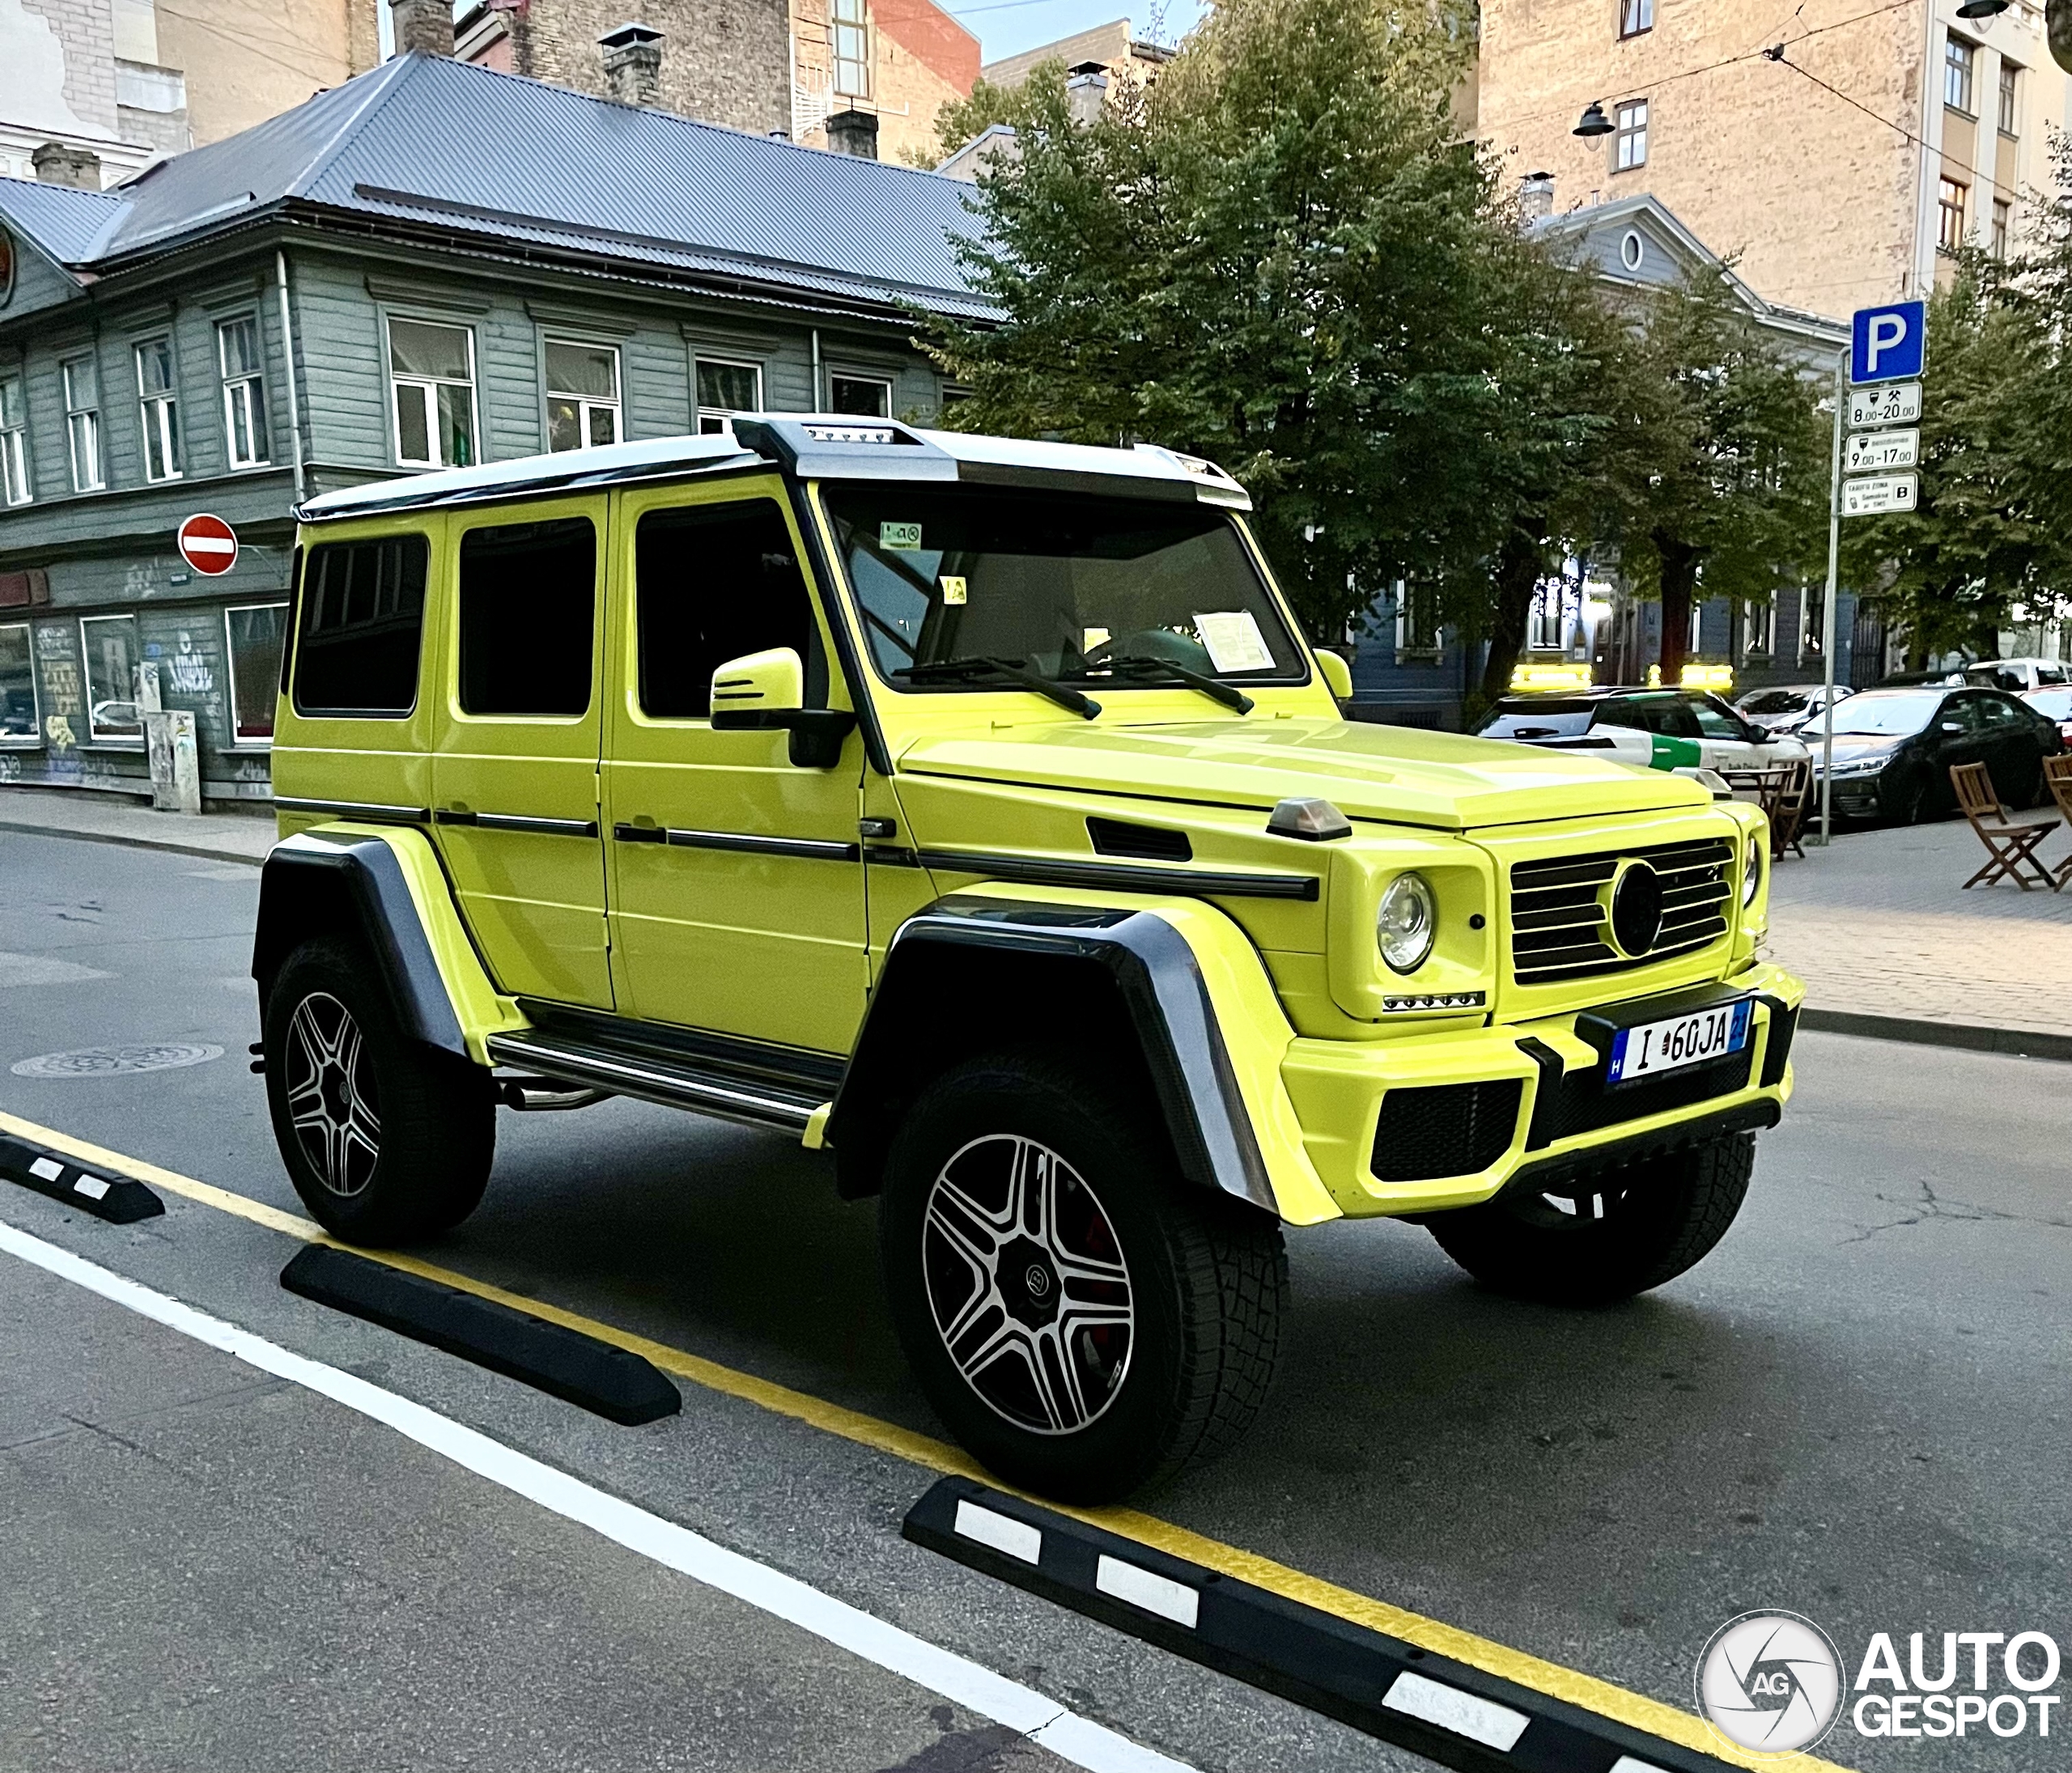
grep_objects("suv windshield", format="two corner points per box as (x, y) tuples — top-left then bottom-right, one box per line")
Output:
(822, 486), (1307, 689)
(1825, 692), (1941, 736)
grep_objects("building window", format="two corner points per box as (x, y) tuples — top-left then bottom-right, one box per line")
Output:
(1395, 579), (1440, 658)
(0, 621), (37, 743)
(1743, 596), (1775, 657)
(0, 373), (28, 507)
(1619, 0), (1652, 37)
(1613, 99), (1649, 172)
(218, 316), (268, 469)
(1526, 583), (1565, 651)
(225, 603), (289, 743)
(135, 336), (182, 481)
(829, 372), (892, 418)
(544, 339), (619, 452)
(831, 0), (870, 99)
(387, 316), (476, 469)
(80, 613), (142, 742)
(696, 358), (762, 435)
(1998, 61), (2019, 134)
(62, 355), (103, 492)
(1938, 177), (1968, 252)
(1992, 198), (2010, 259)
(1945, 35), (1974, 113)
(1799, 586), (1824, 659)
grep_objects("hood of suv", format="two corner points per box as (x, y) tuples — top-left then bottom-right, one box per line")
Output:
(895, 716), (1710, 831)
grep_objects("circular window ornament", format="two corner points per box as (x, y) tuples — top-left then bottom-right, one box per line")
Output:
(12, 1042), (223, 1078)
(1620, 228), (1645, 271)
(0, 227), (15, 308)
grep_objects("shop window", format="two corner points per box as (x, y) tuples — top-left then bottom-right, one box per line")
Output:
(457, 518), (596, 715)
(0, 621), (37, 742)
(80, 613), (142, 741)
(225, 603), (289, 742)
(295, 534), (430, 715)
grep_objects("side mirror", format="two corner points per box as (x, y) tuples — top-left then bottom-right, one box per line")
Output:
(1315, 649), (1352, 702)
(708, 647), (856, 768)
(1747, 723), (1773, 744)
(1939, 720), (1963, 734)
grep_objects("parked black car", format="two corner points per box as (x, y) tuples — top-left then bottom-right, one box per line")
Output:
(1811, 685), (2064, 823)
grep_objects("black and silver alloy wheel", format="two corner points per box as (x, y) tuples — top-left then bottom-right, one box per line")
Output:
(922, 1134), (1133, 1436)
(282, 990), (382, 1198)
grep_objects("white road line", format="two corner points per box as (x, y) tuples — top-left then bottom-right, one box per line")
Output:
(0, 1219), (1191, 1773)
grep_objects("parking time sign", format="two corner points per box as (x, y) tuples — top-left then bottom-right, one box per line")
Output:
(1850, 300), (1926, 384)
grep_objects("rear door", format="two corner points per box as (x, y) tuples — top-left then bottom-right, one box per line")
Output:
(1928, 691), (1991, 808)
(1976, 691), (2042, 800)
(429, 499), (613, 1009)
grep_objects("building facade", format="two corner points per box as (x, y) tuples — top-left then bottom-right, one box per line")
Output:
(1474, 0), (2071, 316)
(0, 49), (988, 805)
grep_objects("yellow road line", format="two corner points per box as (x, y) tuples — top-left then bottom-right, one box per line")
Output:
(0, 1107), (1854, 1773)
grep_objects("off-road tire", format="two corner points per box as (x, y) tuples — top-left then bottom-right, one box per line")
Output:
(1425, 1132), (1756, 1307)
(263, 935), (495, 1245)
(880, 1048), (1287, 1502)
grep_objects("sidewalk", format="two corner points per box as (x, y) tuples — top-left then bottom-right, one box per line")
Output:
(1764, 814), (2072, 1052)
(0, 785), (274, 865)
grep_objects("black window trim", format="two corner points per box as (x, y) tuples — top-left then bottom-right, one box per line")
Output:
(453, 509), (601, 722)
(291, 529), (433, 720)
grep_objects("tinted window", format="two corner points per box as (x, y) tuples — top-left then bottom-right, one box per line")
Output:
(458, 517), (595, 717)
(636, 501), (817, 719)
(295, 535), (429, 716)
(1476, 701), (1594, 739)
(1945, 694), (1989, 732)
(1596, 694), (1698, 738)
(1976, 694), (2024, 727)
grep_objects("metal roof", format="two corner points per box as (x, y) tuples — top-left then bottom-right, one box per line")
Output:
(0, 53), (991, 320)
(296, 417), (1252, 521)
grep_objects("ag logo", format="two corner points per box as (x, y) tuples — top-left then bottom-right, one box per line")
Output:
(1696, 1611), (1845, 1754)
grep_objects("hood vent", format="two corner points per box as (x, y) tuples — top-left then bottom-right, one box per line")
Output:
(1087, 817), (1192, 863)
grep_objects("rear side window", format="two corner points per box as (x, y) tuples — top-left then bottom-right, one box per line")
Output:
(1476, 702), (1594, 739)
(457, 517), (596, 717)
(635, 500), (817, 719)
(294, 534), (429, 716)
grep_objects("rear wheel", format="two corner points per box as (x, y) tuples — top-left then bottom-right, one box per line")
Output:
(879, 1049), (1286, 1501)
(263, 936), (495, 1245)
(1426, 1133), (1756, 1307)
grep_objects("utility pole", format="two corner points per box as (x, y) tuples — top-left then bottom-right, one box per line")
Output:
(1816, 347), (1844, 846)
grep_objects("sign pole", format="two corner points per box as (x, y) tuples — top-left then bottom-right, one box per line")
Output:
(1817, 347), (1845, 848)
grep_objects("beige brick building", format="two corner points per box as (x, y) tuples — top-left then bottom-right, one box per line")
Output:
(1474, 0), (2072, 316)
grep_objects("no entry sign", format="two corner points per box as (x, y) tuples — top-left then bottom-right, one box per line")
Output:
(176, 513), (238, 576)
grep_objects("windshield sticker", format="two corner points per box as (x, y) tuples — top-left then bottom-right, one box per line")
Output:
(881, 521), (923, 551)
(939, 575), (968, 606)
(1082, 626), (1110, 657)
(1194, 610), (1274, 674)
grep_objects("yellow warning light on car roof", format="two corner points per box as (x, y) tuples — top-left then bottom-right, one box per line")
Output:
(1645, 663), (1735, 691)
(1509, 664), (1594, 693)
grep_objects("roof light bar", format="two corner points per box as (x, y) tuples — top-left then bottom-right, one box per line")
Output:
(802, 422), (900, 445)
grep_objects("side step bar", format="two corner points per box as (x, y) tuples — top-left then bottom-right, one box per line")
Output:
(485, 1029), (824, 1135)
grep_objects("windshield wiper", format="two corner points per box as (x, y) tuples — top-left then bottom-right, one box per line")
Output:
(1077, 654), (1255, 715)
(898, 656), (1102, 720)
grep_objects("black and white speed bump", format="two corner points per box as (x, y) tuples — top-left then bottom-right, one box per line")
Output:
(905, 1477), (1742, 1773)
(0, 1131), (165, 1224)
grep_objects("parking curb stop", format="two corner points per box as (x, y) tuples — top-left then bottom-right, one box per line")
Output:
(0, 1132), (165, 1225)
(905, 1476), (1747, 1773)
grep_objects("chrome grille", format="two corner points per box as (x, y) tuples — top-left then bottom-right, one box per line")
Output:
(1509, 838), (1734, 985)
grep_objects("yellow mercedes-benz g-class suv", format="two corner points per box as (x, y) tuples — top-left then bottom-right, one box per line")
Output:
(255, 417), (1800, 1500)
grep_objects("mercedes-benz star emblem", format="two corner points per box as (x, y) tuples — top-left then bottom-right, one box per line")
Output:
(1609, 859), (1665, 957)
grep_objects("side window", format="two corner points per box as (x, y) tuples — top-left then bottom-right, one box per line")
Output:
(1597, 695), (1696, 738)
(1688, 695), (1747, 740)
(635, 501), (816, 720)
(457, 517), (596, 717)
(1942, 694), (1986, 732)
(1977, 694), (2023, 727)
(295, 534), (430, 716)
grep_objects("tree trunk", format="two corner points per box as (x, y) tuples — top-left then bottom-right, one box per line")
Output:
(1479, 528), (1545, 707)
(1654, 532), (1700, 688)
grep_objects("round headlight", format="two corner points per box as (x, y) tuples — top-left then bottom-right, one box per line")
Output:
(1377, 871), (1437, 974)
(1742, 831), (1764, 908)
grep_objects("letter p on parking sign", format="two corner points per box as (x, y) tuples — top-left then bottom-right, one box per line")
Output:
(1851, 300), (1926, 384)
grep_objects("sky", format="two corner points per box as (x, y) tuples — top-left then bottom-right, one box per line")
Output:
(946, 0), (1206, 68)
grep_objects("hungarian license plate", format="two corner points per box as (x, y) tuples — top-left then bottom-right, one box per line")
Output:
(1606, 997), (1753, 1085)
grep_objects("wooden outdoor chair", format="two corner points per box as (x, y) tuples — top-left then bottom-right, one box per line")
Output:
(1950, 761), (2061, 892)
(1768, 757), (1811, 860)
(2044, 755), (2072, 889)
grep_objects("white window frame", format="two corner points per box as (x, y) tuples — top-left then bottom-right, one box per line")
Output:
(134, 335), (182, 483)
(1526, 583), (1565, 651)
(218, 316), (269, 471)
(1393, 579), (1440, 660)
(1613, 99), (1649, 172)
(0, 619), (39, 746)
(828, 371), (894, 419)
(1743, 596), (1776, 657)
(543, 337), (622, 453)
(62, 354), (103, 492)
(0, 371), (29, 506)
(695, 357), (763, 436)
(79, 612), (143, 744)
(831, 0), (870, 99)
(1798, 585), (1824, 661)
(386, 315), (479, 470)
(224, 600), (290, 747)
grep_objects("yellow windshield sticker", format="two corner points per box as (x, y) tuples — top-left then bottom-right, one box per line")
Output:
(940, 575), (968, 605)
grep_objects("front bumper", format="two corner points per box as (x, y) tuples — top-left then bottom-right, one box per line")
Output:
(1279, 961), (1803, 1218)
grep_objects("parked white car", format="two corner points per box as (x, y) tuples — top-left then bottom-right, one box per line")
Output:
(1735, 681), (1853, 736)
(1476, 687), (1811, 774)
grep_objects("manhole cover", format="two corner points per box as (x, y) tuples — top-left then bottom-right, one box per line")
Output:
(11, 1043), (224, 1079)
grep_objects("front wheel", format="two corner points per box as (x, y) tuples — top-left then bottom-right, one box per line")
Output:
(1426, 1133), (1756, 1307)
(880, 1050), (1286, 1502)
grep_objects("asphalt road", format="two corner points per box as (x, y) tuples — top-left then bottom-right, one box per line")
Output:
(1, 826), (2067, 1772)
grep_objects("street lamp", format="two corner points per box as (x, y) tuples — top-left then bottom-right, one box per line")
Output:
(1573, 101), (1616, 137)
(1955, 0), (2008, 16)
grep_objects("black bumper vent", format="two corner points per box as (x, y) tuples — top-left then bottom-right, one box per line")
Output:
(1370, 1079), (1524, 1182)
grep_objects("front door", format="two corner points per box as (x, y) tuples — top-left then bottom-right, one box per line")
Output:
(601, 481), (868, 1054)
(429, 498), (613, 1008)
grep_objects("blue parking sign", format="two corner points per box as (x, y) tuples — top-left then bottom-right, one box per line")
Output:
(1851, 300), (1926, 384)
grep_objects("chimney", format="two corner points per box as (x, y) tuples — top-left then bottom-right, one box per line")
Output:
(390, 0), (455, 56)
(598, 22), (664, 106)
(1066, 60), (1110, 126)
(32, 142), (102, 189)
(826, 107), (879, 159)
(1519, 170), (1555, 219)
